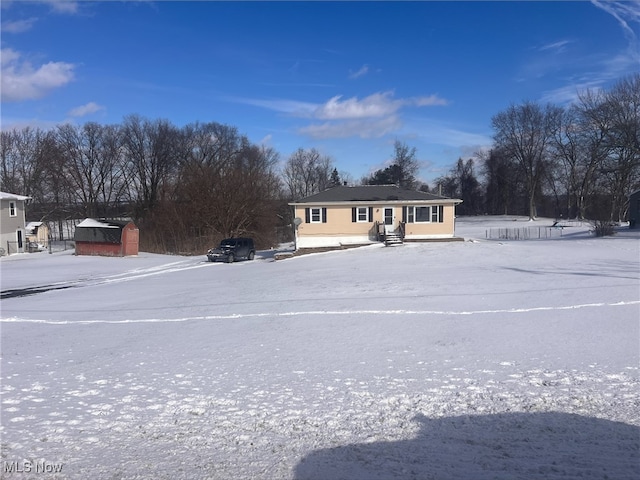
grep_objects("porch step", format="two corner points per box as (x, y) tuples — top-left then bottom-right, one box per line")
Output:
(384, 232), (403, 246)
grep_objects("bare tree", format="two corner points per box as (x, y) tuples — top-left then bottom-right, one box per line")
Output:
(391, 140), (420, 189)
(163, 124), (282, 250)
(121, 115), (179, 219)
(436, 158), (483, 214)
(282, 148), (334, 200)
(0, 130), (17, 192)
(492, 102), (562, 219)
(481, 147), (526, 215)
(174, 122), (245, 232)
(206, 142), (282, 240)
(549, 100), (609, 219)
(598, 74), (640, 221)
(56, 122), (126, 218)
(0, 127), (48, 197)
(365, 140), (420, 189)
(38, 131), (74, 238)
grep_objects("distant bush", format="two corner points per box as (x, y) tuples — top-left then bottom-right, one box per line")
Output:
(593, 220), (616, 237)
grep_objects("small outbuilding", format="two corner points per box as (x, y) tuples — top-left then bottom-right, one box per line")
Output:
(25, 221), (50, 250)
(74, 219), (139, 257)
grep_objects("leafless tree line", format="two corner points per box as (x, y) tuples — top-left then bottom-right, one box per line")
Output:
(438, 74), (640, 221)
(0, 116), (286, 252)
(2, 75), (637, 252)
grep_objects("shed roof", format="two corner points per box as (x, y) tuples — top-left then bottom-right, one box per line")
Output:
(77, 218), (122, 229)
(25, 221), (45, 234)
(74, 219), (135, 244)
(290, 185), (459, 204)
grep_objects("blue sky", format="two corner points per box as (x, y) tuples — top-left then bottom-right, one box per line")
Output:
(1, 1), (639, 184)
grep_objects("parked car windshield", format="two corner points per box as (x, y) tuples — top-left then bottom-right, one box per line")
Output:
(220, 239), (237, 247)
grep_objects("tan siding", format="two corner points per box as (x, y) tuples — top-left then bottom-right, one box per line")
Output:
(295, 206), (376, 236)
(403, 204), (456, 237)
(294, 203), (458, 247)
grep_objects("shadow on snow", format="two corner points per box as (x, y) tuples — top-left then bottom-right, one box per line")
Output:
(294, 412), (639, 480)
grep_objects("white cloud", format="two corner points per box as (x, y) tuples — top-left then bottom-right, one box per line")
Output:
(3, 0), (81, 14)
(540, 81), (602, 105)
(413, 94), (449, 107)
(1, 18), (37, 33)
(416, 121), (493, 149)
(313, 92), (448, 120)
(1, 48), (20, 66)
(42, 0), (79, 14)
(0, 116), (67, 132)
(68, 102), (104, 117)
(538, 40), (573, 53)
(299, 116), (402, 139)
(314, 92), (399, 119)
(1, 49), (75, 102)
(348, 64), (369, 79)
(591, 0), (640, 63)
(259, 134), (272, 145)
(231, 91), (448, 140)
(229, 96), (318, 117)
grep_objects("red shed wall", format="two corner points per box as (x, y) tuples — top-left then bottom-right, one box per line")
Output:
(75, 242), (123, 257)
(122, 224), (139, 256)
(75, 222), (139, 257)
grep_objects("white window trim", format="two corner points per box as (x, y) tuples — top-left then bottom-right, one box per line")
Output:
(413, 206), (432, 223)
(407, 205), (443, 223)
(9, 201), (17, 217)
(356, 206), (369, 223)
(310, 207), (322, 223)
(432, 205), (441, 223)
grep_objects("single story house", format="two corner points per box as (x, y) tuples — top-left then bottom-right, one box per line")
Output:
(0, 191), (31, 255)
(25, 221), (50, 249)
(629, 189), (640, 229)
(74, 218), (139, 257)
(289, 185), (462, 249)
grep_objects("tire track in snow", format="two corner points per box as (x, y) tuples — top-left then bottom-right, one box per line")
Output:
(0, 260), (212, 299)
(1, 300), (638, 324)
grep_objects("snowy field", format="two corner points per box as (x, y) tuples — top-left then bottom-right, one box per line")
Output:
(1, 216), (638, 479)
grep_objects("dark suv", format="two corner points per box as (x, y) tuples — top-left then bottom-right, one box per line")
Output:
(207, 237), (255, 263)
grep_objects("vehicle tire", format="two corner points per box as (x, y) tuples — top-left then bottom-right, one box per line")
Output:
(248, 251), (255, 260)
(226, 253), (234, 263)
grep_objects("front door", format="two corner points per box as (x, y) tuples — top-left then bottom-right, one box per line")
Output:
(383, 207), (395, 234)
(16, 229), (24, 253)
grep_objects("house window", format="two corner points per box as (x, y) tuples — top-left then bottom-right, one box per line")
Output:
(415, 206), (430, 222)
(352, 206), (373, 222)
(305, 207), (327, 223)
(403, 205), (444, 223)
(9, 201), (16, 217)
(431, 205), (443, 222)
(406, 207), (414, 223)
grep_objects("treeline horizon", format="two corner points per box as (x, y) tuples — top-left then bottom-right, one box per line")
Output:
(1, 74), (638, 254)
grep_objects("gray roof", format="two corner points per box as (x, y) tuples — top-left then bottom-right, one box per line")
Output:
(291, 185), (457, 204)
(74, 219), (133, 244)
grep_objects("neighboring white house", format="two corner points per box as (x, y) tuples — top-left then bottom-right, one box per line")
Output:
(0, 191), (32, 255)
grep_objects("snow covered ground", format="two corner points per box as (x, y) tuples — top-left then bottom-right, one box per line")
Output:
(1, 216), (638, 479)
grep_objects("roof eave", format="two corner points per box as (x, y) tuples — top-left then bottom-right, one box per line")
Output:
(289, 198), (463, 206)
